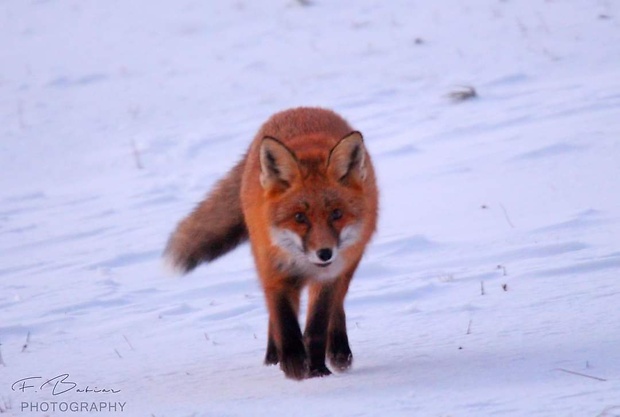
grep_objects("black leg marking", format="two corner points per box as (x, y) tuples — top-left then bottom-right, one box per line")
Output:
(328, 307), (353, 371)
(328, 330), (353, 371)
(304, 285), (334, 378)
(264, 321), (279, 366)
(276, 294), (307, 380)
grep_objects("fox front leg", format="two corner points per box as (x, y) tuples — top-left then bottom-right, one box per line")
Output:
(265, 288), (308, 380)
(327, 303), (353, 371)
(264, 320), (279, 366)
(327, 267), (357, 371)
(304, 282), (335, 377)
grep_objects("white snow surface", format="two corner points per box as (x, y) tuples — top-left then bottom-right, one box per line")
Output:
(1, 1), (620, 416)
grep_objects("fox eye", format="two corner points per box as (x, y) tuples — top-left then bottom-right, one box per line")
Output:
(294, 212), (308, 224)
(331, 209), (343, 221)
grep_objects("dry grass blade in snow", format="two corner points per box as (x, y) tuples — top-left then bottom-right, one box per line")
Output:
(448, 85), (478, 102)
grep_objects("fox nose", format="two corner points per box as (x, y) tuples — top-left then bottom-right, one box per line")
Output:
(316, 248), (333, 262)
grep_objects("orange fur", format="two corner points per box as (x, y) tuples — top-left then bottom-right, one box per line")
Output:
(165, 107), (378, 379)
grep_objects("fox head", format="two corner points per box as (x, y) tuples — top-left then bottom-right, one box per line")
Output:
(259, 131), (368, 281)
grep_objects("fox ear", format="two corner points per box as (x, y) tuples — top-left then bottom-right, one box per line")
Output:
(327, 131), (367, 185)
(259, 137), (301, 192)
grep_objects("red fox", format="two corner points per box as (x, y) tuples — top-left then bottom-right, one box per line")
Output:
(165, 107), (378, 380)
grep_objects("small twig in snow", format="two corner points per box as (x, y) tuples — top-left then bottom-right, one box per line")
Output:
(555, 367), (606, 382)
(480, 281), (485, 296)
(0, 342), (6, 366)
(0, 396), (12, 413)
(502, 283), (508, 292)
(448, 85), (477, 102)
(466, 319), (472, 335)
(130, 138), (143, 170)
(114, 349), (123, 359)
(123, 335), (135, 351)
(204, 333), (219, 345)
(21, 332), (31, 353)
(596, 405), (620, 417)
(497, 264), (508, 276)
(499, 203), (515, 228)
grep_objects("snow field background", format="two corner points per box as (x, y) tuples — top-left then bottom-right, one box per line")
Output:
(1, 0), (620, 416)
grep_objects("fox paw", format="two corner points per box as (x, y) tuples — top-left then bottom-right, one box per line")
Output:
(280, 354), (309, 380)
(264, 346), (279, 366)
(308, 364), (332, 378)
(329, 351), (353, 371)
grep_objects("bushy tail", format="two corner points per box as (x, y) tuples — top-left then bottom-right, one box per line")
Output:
(165, 157), (249, 273)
